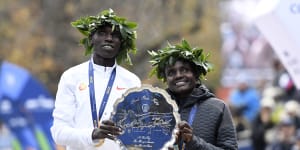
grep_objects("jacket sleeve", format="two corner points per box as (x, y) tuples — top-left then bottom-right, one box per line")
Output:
(50, 72), (95, 148)
(185, 103), (238, 150)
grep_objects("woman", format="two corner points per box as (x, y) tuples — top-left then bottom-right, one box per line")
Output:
(148, 39), (238, 150)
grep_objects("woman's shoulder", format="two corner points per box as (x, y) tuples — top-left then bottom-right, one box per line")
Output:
(201, 97), (227, 112)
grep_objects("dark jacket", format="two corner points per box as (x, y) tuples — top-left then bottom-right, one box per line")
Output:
(251, 114), (275, 150)
(167, 85), (238, 150)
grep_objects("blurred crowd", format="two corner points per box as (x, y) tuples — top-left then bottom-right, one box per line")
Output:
(219, 1), (300, 149)
(228, 58), (300, 150)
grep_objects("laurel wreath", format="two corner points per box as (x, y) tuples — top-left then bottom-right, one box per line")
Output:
(71, 8), (137, 65)
(148, 39), (213, 81)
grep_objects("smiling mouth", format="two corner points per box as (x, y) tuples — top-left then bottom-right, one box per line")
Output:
(102, 45), (113, 49)
(175, 81), (186, 86)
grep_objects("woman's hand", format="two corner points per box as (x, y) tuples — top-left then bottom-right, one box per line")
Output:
(177, 121), (193, 143)
(92, 120), (122, 140)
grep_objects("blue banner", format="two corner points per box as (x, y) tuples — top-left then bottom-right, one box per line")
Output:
(0, 61), (55, 150)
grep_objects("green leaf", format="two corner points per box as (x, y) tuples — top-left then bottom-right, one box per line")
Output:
(181, 39), (191, 50)
(126, 21), (137, 28)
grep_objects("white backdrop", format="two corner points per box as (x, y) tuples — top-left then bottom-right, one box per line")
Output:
(254, 0), (300, 89)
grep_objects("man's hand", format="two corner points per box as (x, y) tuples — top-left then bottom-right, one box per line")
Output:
(92, 120), (122, 140)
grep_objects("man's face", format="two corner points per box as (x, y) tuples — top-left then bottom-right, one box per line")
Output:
(92, 25), (122, 59)
(165, 60), (197, 96)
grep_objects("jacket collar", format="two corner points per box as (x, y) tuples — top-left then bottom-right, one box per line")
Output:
(167, 84), (215, 108)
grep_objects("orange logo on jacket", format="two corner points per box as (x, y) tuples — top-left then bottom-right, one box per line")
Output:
(79, 83), (87, 91)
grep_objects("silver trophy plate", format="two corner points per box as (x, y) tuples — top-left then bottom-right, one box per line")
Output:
(111, 84), (180, 150)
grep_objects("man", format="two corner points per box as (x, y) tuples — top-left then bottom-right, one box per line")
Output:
(267, 117), (296, 150)
(229, 73), (260, 123)
(51, 9), (141, 150)
(148, 39), (238, 149)
(251, 97), (275, 150)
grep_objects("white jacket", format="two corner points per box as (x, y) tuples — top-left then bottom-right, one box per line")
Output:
(51, 61), (141, 150)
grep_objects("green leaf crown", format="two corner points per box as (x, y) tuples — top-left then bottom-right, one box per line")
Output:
(71, 8), (137, 65)
(148, 39), (213, 81)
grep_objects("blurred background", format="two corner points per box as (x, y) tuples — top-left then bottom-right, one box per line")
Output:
(1, 0), (300, 149)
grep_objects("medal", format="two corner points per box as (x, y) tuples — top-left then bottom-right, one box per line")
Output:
(95, 139), (105, 147)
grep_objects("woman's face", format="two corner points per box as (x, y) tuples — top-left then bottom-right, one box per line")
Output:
(165, 60), (197, 97)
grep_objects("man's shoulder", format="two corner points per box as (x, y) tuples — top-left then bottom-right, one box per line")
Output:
(116, 65), (141, 82)
(62, 61), (89, 76)
(116, 65), (138, 77)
